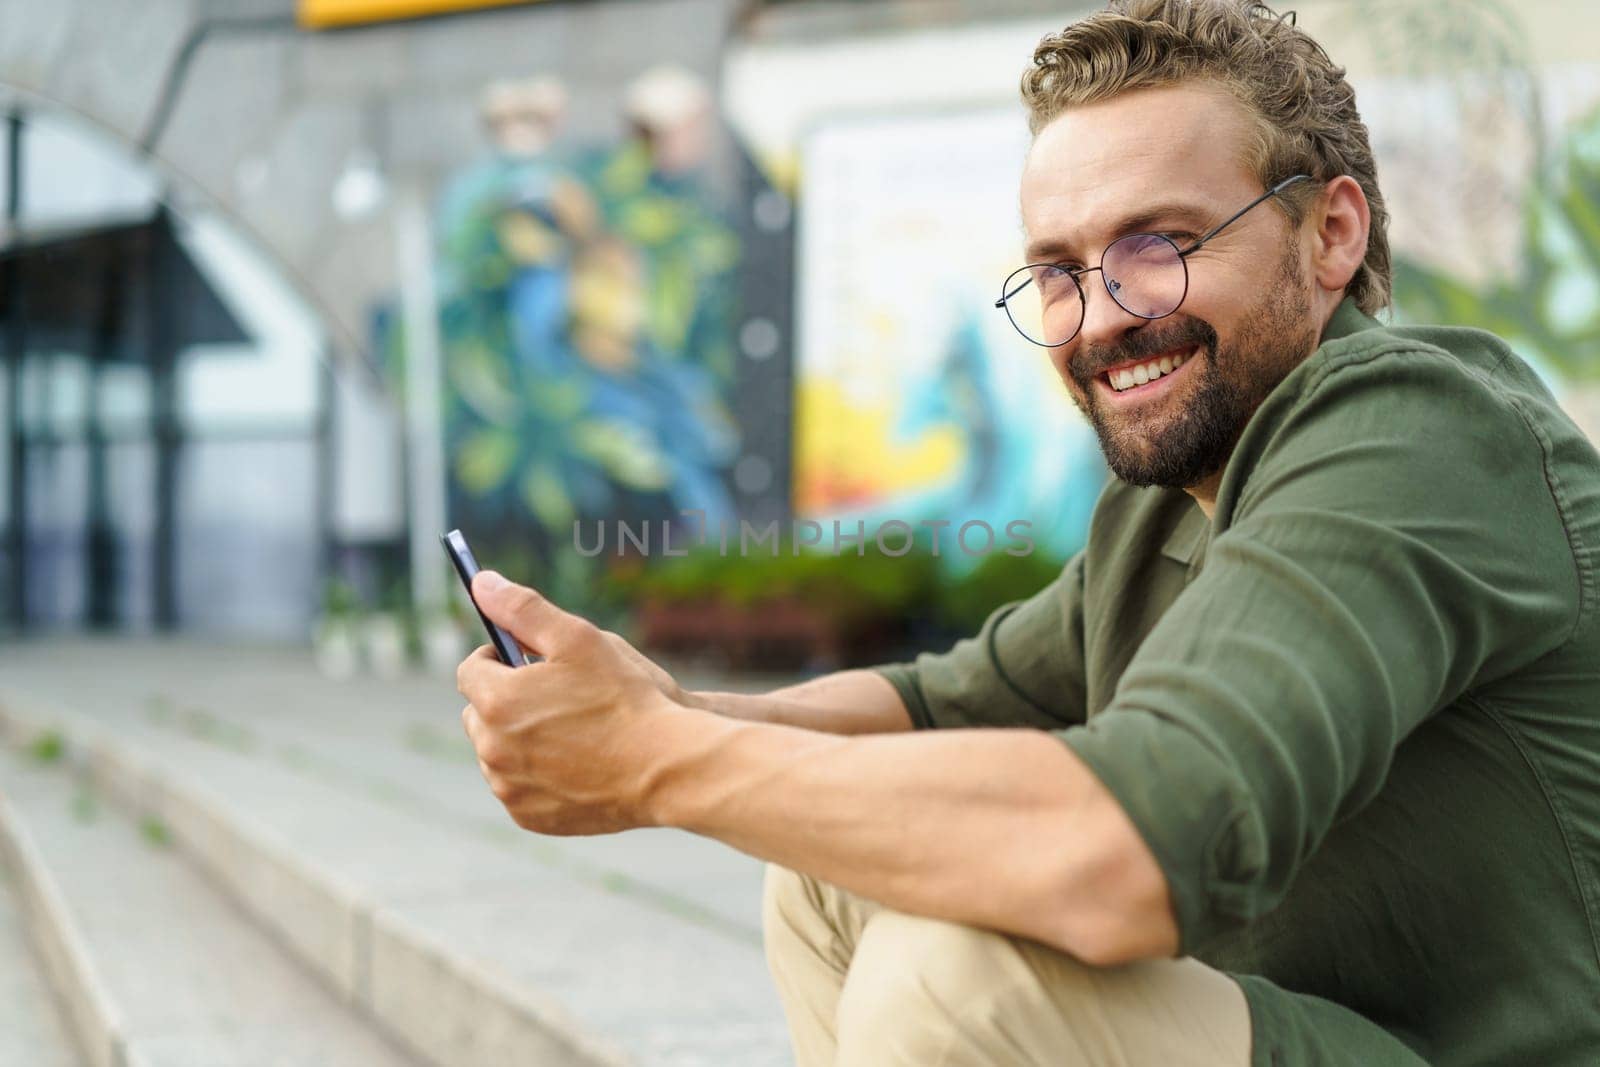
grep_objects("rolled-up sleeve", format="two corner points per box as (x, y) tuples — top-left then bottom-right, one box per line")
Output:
(870, 551), (1089, 732)
(1056, 347), (1581, 951)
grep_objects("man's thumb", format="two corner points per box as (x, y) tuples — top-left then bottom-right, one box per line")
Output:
(472, 571), (573, 658)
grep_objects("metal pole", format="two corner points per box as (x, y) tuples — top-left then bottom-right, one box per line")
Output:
(314, 347), (337, 635)
(85, 251), (120, 628)
(148, 208), (181, 630)
(4, 111), (27, 629)
(396, 186), (448, 619)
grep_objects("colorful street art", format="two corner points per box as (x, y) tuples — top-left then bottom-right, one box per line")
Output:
(416, 72), (742, 596)
(794, 108), (1107, 577)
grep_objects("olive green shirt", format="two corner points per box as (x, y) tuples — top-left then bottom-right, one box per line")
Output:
(872, 298), (1600, 1066)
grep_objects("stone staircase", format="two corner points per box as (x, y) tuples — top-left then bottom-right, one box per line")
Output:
(0, 638), (796, 1067)
(0, 849), (81, 1067)
(0, 742), (419, 1067)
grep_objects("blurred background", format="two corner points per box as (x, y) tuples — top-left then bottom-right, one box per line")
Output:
(0, 1), (1596, 1065)
(0, 0), (1597, 671)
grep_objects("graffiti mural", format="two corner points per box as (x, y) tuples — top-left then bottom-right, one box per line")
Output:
(414, 69), (741, 599)
(794, 108), (1107, 577)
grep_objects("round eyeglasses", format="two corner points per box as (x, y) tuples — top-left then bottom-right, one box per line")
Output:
(996, 175), (1314, 347)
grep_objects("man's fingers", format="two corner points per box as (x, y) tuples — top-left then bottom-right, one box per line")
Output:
(476, 756), (505, 798)
(464, 703), (518, 778)
(462, 701), (506, 763)
(456, 644), (503, 706)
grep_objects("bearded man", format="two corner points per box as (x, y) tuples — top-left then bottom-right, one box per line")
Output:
(456, 1), (1600, 1063)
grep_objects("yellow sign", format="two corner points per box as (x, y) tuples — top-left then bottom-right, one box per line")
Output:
(297, 0), (541, 30)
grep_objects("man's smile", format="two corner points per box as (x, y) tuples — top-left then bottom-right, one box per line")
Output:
(1092, 344), (1201, 405)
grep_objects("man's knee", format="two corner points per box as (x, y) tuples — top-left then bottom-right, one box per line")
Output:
(763, 865), (886, 976)
(761, 863), (812, 932)
(835, 909), (1055, 1059)
(845, 908), (1032, 1001)
(762, 863), (840, 985)
(762, 864), (816, 953)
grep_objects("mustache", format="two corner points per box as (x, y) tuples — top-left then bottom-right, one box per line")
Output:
(1071, 318), (1217, 385)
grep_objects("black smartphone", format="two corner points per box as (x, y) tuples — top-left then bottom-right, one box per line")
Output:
(441, 528), (532, 667)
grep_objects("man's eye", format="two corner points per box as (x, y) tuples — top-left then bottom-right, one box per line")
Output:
(1035, 262), (1081, 276)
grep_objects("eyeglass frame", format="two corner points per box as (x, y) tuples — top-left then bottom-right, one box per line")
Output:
(996, 173), (1317, 348)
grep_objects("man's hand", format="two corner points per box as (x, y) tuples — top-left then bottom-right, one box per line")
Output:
(456, 570), (684, 836)
(599, 627), (695, 708)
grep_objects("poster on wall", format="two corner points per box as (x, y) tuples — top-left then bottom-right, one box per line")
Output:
(794, 107), (1109, 574)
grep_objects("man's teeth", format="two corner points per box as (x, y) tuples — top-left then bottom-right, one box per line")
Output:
(1109, 350), (1188, 392)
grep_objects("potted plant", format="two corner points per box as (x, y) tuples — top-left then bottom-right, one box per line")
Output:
(364, 577), (411, 678)
(420, 596), (470, 674)
(313, 578), (362, 680)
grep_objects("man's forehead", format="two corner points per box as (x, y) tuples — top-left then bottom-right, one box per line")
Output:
(1020, 84), (1256, 250)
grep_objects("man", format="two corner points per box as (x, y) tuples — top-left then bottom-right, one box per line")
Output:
(456, 1), (1600, 1063)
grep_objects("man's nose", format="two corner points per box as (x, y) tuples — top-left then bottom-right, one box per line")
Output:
(1075, 272), (1147, 353)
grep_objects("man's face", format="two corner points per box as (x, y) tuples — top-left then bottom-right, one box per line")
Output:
(1019, 82), (1320, 490)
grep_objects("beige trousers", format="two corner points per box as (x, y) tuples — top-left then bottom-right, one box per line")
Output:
(762, 864), (1253, 1067)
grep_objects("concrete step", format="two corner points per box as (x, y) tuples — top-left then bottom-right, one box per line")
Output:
(0, 855), (83, 1067)
(0, 639), (793, 1067)
(0, 743), (423, 1067)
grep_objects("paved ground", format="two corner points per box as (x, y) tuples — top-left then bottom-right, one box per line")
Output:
(0, 637), (812, 1066)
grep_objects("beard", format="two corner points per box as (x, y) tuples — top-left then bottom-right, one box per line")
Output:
(1067, 240), (1317, 490)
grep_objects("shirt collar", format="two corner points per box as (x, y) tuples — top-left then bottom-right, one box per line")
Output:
(1319, 295), (1382, 346)
(1159, 495), (1209, 565)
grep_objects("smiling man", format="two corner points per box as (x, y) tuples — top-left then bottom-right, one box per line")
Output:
(455, 1), (1600, 1064)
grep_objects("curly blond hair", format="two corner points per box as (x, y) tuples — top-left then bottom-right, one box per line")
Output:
(1022, 0), (1391, 314)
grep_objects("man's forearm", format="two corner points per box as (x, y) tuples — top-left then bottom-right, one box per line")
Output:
(641, 707), (1178, 964)
(686, 668), (913, 735)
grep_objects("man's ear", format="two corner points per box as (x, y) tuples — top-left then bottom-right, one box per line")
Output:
(1309, 175), (1370, 295)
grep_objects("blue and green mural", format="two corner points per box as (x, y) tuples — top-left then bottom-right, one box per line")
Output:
(399, 127), (742, 603)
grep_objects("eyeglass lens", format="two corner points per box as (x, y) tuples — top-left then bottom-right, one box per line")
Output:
(1002, 232), (1188, 346)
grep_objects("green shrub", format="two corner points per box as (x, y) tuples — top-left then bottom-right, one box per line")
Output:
(604, 536), (1067, 637)
(933, 549), (1068, 630)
